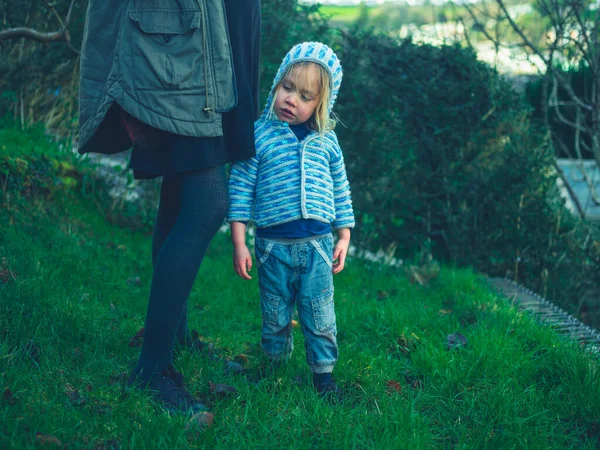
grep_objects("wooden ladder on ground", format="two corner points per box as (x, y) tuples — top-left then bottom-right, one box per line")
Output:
(487, 277), (600, 356)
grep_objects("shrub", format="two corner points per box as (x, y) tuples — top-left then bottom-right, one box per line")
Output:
(335, 30), (600, 325)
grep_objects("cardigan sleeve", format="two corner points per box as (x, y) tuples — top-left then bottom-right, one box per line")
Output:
(329, 133), (355, 230)
(227, 156), (259, 223)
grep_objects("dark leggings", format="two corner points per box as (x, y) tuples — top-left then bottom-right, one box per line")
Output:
(134, 166), (227, 376)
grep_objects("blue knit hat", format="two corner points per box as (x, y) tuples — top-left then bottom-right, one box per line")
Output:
(263, 42), (343, 117)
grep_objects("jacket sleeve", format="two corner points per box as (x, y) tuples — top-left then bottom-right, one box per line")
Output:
(227, 156), (259, 223)
(329, 133), (355, 230)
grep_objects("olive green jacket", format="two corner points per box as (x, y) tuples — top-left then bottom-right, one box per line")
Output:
(78, 0), (236, 154)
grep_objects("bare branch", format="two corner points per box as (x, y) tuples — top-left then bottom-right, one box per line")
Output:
(549, 77), (588, 133)
(0, 0), (79, 54)
(554, 161), (586, 218)
(463, 2), (502, 47)
(496, 0), (548, 63)
(572, 5), (598, 76)
(65, 0), (75, 25)
(43, 0), (66, 29)
(561, 35), (594, 70)
(0, 27), (65, 42)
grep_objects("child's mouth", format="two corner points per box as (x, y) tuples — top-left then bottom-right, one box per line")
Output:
(280, 108), (294, 119)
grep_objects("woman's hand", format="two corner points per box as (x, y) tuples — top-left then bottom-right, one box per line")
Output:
(233, 244), (253, 279)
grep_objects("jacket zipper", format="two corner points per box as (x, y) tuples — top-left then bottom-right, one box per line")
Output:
(196, 0), (213, 115)
(299, 133), (319, 218)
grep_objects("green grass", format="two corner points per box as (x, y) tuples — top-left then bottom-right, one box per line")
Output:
(317, 4), (458, 30)
(1, 126), (600, 448)
(318, 5), (383, 25)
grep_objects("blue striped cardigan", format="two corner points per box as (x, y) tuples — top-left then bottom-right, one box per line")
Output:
(227, 41), (355, 230)
(227, 120), (355, 230)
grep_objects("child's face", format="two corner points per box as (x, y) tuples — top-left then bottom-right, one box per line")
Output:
(273, 63), (321, 126)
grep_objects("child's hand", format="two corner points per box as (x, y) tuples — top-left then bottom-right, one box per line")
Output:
(234, 244), (253, 280)
(332, 237), (349, 274)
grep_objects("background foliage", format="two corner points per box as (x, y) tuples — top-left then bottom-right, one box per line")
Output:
(2, 0), (600, 326)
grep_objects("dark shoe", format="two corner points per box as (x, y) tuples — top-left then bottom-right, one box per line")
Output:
(127, 365), (209, 414)
(315, 380), (339, 396)
(313, 373), (340, 401)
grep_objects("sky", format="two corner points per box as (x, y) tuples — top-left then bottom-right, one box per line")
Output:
(300, 0), (479, 4)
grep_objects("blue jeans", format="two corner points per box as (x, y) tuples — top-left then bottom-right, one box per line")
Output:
(255, 234), (337, 374)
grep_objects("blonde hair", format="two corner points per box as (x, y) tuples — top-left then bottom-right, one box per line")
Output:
(268, 62), (336, 134)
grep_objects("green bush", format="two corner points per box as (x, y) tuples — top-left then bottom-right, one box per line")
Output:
(335, 31), (600, 325)
(0, 117), (158, 232)
(0, 117), (82, 199)
(3, 0), (600, 326)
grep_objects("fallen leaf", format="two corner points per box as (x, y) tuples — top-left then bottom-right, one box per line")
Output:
(233, 354), (249, 366)
(128, 328), (144, 347)
(376, 290), (389, 300)
(385, 380), (402, 395)
(64, 384), (86, 407)
(445, 332), (468, 350)
(35, 433), (62, 447)
(291, 320), (299, 328)
(187, 412), (215, 430)
(209, 381), (239, 399)
(0, 269), (12, 283)
(93, 401), (111, 415)
(223, 360), (245, 376)
(396, 333), (420, 355)
(459, 311), (478, 326)
(3, 388), (16, 405)
(438, 309), (453, 316)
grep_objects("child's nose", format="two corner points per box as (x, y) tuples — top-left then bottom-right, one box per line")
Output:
(285, 94), (297, 106)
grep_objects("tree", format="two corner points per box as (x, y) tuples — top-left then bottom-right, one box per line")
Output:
(0, 0), (78, 53)
(463, 0), (600, 168)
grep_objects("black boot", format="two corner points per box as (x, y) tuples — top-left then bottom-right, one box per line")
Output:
(127, 365), (208, 414)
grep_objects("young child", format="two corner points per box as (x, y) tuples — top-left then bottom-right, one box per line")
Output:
(227, 42), (354, 395)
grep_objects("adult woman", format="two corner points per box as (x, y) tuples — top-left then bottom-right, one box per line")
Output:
(78, 0), (261, 414)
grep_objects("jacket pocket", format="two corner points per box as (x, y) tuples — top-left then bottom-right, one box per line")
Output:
(128, 5), (208, 92)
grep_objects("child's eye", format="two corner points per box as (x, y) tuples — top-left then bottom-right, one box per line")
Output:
(301, 95), (311, 102)
(282, 83), (292, 91)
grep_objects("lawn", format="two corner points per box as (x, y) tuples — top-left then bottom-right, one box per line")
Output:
(1, 125), (599, 448)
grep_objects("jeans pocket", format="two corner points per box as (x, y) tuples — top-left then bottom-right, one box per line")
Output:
(310, 238), (333, 268)
(260, 290), (280, 326)
(311, 288), (336, 332)
(255, 239), (274, 268)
